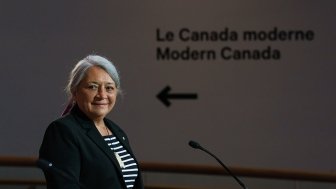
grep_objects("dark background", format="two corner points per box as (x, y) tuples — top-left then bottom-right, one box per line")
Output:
(0, 0), (335, 173)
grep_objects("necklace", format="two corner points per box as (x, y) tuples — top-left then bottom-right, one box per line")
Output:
(97, 125), (110, 136)
(105, 126), (110, 136)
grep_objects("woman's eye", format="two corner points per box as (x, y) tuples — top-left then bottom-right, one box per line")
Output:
(106, 86), (115, 92)
(88, 85), (98, 90)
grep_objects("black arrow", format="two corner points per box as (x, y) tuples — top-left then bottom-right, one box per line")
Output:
(157, 85), (198, 107)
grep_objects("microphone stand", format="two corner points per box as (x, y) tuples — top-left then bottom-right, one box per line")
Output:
(189, 140), (248, 189)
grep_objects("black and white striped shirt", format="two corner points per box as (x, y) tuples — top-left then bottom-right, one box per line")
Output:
(103, 135), (138, 188)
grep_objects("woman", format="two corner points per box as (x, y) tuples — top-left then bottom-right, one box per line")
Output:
(39, 55), (144, 189)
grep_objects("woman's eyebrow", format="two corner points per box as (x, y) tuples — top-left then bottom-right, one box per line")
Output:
(87, 81), (115, 85)
(106, 82), (115, 85)
(87, 81), (99, 85)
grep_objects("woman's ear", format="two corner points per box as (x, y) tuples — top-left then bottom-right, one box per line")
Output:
(72, 90), (77, 98)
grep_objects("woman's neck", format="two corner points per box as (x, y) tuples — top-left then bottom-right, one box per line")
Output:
(94, 119), (112, 136)
(93, 119), (105, 128)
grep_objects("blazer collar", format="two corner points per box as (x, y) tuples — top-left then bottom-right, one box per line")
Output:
(70, 105), (127, 188)
(70, 105), (132, 152)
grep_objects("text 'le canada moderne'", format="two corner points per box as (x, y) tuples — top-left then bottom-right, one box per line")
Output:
(156, 28), (314, 61)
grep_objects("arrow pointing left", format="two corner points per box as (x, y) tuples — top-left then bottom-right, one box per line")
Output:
(156, 85), (198, 107)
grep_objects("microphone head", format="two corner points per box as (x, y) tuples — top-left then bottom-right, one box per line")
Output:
(189, 140), (201, 149)
(36, 159), (53, 170)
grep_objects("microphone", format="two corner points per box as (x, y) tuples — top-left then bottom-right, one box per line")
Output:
(36, 159), (85, 188)
(188, 140), (248, 189)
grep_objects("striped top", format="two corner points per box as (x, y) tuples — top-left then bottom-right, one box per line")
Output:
(103, 135), (138, 188)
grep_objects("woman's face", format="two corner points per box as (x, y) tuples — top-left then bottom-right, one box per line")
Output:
(73, 66), (117, 121)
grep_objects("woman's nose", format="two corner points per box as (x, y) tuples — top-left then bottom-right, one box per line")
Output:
(96, 88), (107, 98)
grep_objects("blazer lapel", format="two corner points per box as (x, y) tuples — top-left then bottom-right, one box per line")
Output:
(71, 107), (125, 186)
(86, 128), (123, 170)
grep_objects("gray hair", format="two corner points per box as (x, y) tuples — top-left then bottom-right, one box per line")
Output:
(66, 55), (121, 98)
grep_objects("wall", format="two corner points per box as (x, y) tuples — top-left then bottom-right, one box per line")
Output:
(0, 0), (335, 174)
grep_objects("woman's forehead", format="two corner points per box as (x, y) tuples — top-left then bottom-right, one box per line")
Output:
(83, 66), (115, 83)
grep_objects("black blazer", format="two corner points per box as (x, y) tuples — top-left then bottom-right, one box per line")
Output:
(39, 105), (144, 189)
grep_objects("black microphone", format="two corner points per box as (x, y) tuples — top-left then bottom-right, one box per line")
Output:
(188, 140), (248, 189)
(36, 159), (85, 188)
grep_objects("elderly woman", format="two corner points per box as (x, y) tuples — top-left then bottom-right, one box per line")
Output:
(39, 55), (144, 189)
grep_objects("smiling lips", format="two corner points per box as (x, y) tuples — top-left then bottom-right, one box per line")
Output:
(92, 102), (108, 106)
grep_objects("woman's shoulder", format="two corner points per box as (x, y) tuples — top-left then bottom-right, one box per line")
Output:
(47, 113), (80, 133)
(52, 113), (77, 125)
